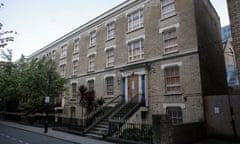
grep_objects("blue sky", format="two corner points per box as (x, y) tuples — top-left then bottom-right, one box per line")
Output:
(0, 0), (229, 61)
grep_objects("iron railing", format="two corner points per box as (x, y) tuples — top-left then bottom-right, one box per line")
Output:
(83, 94), (123, 134)
(109, 120), (152, 144)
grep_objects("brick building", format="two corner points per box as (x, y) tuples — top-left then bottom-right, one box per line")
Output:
(27, 0), (227, 128)
(227, 0), (240, 75)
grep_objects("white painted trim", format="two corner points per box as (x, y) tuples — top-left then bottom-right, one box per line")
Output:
(87, 51), (97, 57)
(104, 74), (116, 79)
(145, 74), (149, 107)
(138, 76), (142, 95)
(163, 103), (186, 109)
(125, 77), (128, 102)
(88, 28), (97, 34)
(125, 4), (144, 16)
(86, 77), (96, 82)
(104, 45), (116, 52)
(159, 23), (180, 33)
(135, 71), (146, 75)
(72, 57), (79, 62)
(70, 80), (78, 84)
(126, 35), (145, 44)
(59, 61), (67, 66)
(161, 62), (182, 69)
(105, 19), (117, 26)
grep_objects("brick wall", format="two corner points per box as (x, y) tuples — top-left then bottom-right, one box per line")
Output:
(227, 0), (240, 75)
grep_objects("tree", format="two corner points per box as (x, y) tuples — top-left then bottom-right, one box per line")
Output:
(78, 84), (88, 121)
(85, 90), (97, 116)
(0, 53), (67, 114)
(0, 3), (17, 48)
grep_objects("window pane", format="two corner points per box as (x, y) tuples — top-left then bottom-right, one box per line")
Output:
(128, 39), (144, 62)
(90, 31), (96, 47)
(88, 55), (95, 72)
(88, 80), (94, 91)
(161, 0), (175, 18)
(72, 83), (77, 98)
(106, 49), (114, 67)
(167, 107), (182, 125)
(165, 66), (181, 93)
(107, 22), (115, 40)
(163, 28), (177, 53)
(128, 9), (144, 31)
(106, 77), (114, 95)
(74, 39), (80, 53)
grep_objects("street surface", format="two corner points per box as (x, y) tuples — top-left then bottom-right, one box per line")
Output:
(0, 124), (75, 144)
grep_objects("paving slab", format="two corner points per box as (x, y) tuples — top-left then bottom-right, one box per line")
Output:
(0, 120), (115, 144)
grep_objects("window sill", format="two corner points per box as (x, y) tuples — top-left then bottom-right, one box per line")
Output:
(128, 58), (144, 63)
(88, 71), (95, 73)
(60, 56), (67, 59)
(105, 65), (115, 69)
(71, 74), (78, 78)
(89, 45), (96, 49)
(163, 50), (179, 55)
(127, 26), (144, 34)
(164, 92), (182, 96)
(160, 13), (177, 21)
(106, 38), (115, 42)
(72, 51), (79, 55)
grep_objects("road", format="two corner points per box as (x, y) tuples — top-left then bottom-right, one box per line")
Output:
(0, 124), (76, 144)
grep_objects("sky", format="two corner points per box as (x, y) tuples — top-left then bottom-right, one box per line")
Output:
(0, 0), (230, 61)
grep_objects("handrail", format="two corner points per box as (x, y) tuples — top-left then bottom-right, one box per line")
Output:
(109, 94), (141, 121)
(87, 94), (122, 119)
(107, 94), (143, 137)
(83, 94), (123, 134)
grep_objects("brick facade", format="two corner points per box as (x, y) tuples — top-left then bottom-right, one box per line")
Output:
(228, 0), (240, 75)
(27, 0), (227, 123)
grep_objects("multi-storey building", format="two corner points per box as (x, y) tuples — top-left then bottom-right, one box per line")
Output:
(27, 0), (227, 125)
(227, 0), (240, 76)
(222, 25), (232, 41)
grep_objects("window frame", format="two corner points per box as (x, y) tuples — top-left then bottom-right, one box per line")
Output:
(106, 77), (114, 95)
(160, 0), (176, 19)
(73, 38), (80, 54)
(72, 60), (79, 75)
(164, 65), (181, 94)
(71, 83), (77, 98)
(128, 38), (144, 62)
(88, 80), (94, 91)
(166, 107), (183, 125)
(107, 21), (115, 40)
(89, 30), (96, 47)
(162, 28), (178, 54)
(60, 64), (66, 77)
(88, 54), (95, 72)
(106, 48), (115, 67)
(61, 44), (68, 58)
(128, 8), (144, 32)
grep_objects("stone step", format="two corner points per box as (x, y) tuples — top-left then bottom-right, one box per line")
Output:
(92, 126), (108, 132)
(88, 129), (105, 135)
(85, 133), (103, 139)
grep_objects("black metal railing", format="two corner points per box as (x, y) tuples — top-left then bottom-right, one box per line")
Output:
(83, 94), (123, 134)
(109, 94), (142, 121)
(109, 120), (152, 144)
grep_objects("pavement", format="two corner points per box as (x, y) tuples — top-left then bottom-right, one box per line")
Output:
(195, 139), (240, 144)
(0, 120), (239, 144)
(0, 120), (115, 144)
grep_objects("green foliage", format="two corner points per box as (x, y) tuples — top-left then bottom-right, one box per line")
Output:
(77, 85), (103, 117)
(0, 55), (67, 113)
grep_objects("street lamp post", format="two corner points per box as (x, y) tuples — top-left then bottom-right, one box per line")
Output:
(44, 69), (52, 133)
